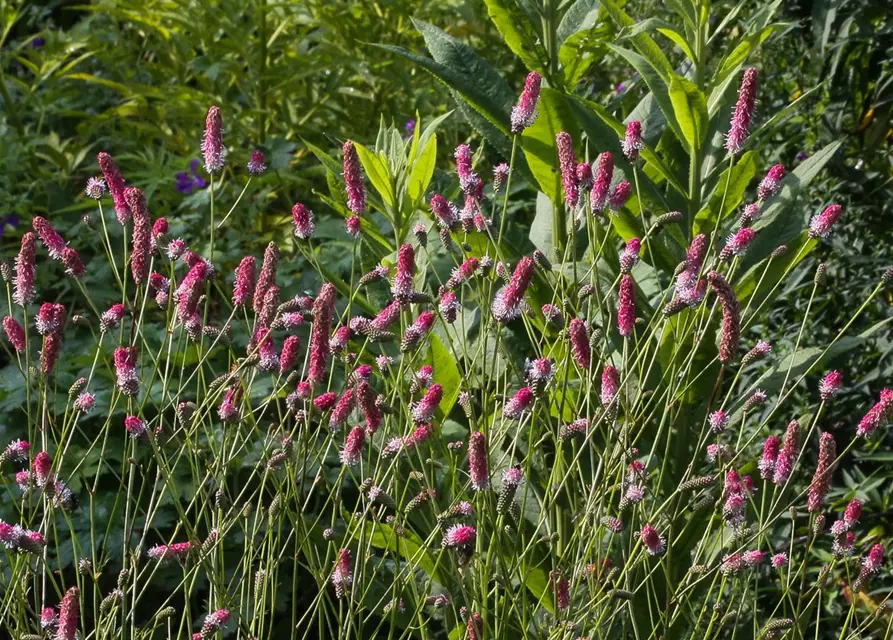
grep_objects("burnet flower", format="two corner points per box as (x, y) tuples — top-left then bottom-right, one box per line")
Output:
(510, 71), (542, 134)
(807, 432), (836, 512)
(492, 256), (534, 324)
(725, 67), (758, 155)
(98, 152), (130, 223)
(201, 106), (226, 173)
(617, 274), (636, 338)
(343, 140), (366, 215)
(856, 388), (893, 438)
(291, 203), (314, 240)
(556, 131), (579, 209)
(468, 431), (489, 491)
(622, 120), (645, 161)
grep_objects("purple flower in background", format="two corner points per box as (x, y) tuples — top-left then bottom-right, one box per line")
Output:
(175, 160), (208, 195)
(404, 120), (416, 138)
(616, 83), (626, 94)
(32, 37), (45, 49)
(796, 151), (810, 162)
(0, 215), (20, 237)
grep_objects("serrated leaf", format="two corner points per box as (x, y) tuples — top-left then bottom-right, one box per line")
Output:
(668, 74), (708, 151)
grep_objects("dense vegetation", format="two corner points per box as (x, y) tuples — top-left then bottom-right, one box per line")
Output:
(0, 0), (891, 638)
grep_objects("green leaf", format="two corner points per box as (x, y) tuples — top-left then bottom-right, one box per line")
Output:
(557, 0), (600, 43)
(745, 140), (842, 264)
(656, 26), (696, 62)
(426, 334), (461, 419)
(353, 522), (446, 586)
(692, 150), (757, 236)
(354, 143), (395, 210)
(608, 45), (684, 146)
(482, 0), (547, 73)
(407, 136), (437, 203)
(529, 191), (555, 256)
(520, 88), (578, 206)
(668, 74), (708, 151)
(559, 25), (608, 88)
(600, 0), (673, 79)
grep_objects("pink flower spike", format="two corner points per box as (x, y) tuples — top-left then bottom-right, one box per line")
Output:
(492, 256), (535, 324)
(56, 587), (79, 640)
(819, 370), (842, 401)
(576, 161), (593, 189)
(279, 335), (301, 375)
(232, 256), (256, 307)
(392, 243), (416, 302)
(291, 203), (315, 239)
(608, 180), (632, 213)
(200, 608), (230, 637)
(3, 316), (26, 353)
(510, 71), (542, 133)
(758, 164), (785, 201)
(807, 432), (836, 512)
(709, 410), (729, 433)
(707, 272), (741, 364)
(493, 163), (510, 193)
(808, 204), (843, 239)
(640, 524), (666, 556)
(412, 384), (443, 424)
(617, 274), (636, 338)
(307, 283), (336, 386)
(13, 232), (36, 307)
(331, 548), (353, 599)
(346, 215), (361, 237)
(856, 388), (893, 438)
(771, 552), (788, 569)
(124, 415), (148, 438)
(248, 150), (266, 175)
(844, 499), (862, 527)
(556, 131), (579, 209)
(340, 426), (365, 466)
(442, 523), (477, 548)
(343, 141), (366, 215)
(201, 106), (226, 173)
(61, 248), (86, 278)
(725, 67), (758, 155)
(400, 311), (436, 352)
(503, 387), (534, 419)
(773, 419), (800, 485)
(590, 152), (614, 213)
(98, 152), (130, 223)
(619, 238), (641, 273)
(601, 365), (620, 407)
(124, 187), (151, 285)
(32, 216), (67, 260)
(100, 303), (127, 332)
(720, 227), (755, 260)
(622, 120), (645, 161)
(114, 346), (140, 396)
(758, 436), (781, 480)
(468, 431), (489, 491)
